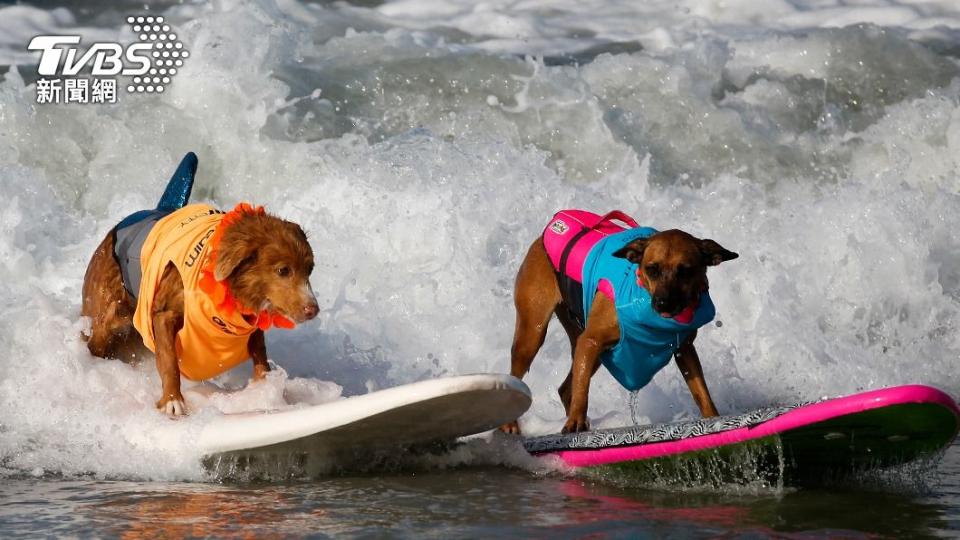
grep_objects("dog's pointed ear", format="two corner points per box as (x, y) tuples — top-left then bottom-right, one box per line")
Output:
(214, 239), (256, 281)
(612, 238), (650, 264)
(699, 239), (738, 266)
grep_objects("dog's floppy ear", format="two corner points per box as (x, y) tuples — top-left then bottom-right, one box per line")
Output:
(214, 238), (257, 281)
(612, 238), (650, 264)
(699, 239), (738, 266)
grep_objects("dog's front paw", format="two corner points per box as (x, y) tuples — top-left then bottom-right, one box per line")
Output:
(561, 415), (590, 434)
(499, 421), (522, 435)
(252, 365), (270, 381)
(156, 395), (187, 416)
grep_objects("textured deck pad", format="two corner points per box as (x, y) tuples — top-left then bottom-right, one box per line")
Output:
(524, 403), (804, 453)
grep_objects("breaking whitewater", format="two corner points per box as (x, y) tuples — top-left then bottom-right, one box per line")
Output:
(1, 0), (959, 480)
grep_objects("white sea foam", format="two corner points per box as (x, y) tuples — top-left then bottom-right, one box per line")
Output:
(0, 0), (959, 480)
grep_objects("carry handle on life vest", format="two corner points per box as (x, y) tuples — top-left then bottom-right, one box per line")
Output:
(590, 210), (639, 230)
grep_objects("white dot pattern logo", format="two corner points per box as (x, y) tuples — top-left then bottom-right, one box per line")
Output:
(126, 14), (187, 94)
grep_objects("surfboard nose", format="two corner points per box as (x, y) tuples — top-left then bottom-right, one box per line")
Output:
(157, 152), (198, 211)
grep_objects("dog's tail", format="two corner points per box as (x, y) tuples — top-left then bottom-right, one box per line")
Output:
(157, 152), (197, 212)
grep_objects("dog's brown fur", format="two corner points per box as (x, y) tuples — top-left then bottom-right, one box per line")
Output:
(81, 211), (318, 415)
(502, 229), (737, 434)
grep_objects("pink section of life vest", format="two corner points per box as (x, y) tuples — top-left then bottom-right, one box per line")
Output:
(542, 209), (639, 302)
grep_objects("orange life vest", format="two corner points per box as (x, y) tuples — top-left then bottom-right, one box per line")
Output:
(133, 204), (258, 381)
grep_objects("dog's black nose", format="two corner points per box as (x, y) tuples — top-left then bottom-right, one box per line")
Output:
(653, 297), (669, 311)
(303, 303), (319, 320)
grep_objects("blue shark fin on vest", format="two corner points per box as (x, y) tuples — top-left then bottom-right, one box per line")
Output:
(115, 152), (198, 231)
(113, 152), (199, 298)
(157, 151), (197, 212)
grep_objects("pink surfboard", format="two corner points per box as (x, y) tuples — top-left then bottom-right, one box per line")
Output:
(525, 385), (959, 482)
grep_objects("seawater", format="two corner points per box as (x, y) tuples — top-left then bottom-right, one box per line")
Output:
(1, 0), (959, 536)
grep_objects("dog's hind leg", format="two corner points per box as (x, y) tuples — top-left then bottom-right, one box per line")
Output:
(500, 238), (560, 435)
(82, 232), (136, 358)
(554, 307), (587, 415)
(509, 238), (561, 379)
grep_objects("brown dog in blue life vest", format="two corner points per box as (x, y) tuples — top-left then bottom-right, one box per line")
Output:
(501, 210), (738, 434)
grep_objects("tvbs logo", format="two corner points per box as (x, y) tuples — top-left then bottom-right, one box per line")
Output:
(28, 15), (189, 104)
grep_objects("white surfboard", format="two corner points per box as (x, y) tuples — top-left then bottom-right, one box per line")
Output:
(197, 374), (530, 460)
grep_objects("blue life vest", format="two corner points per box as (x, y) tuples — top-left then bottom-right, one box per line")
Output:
(581, 228), (715, 391)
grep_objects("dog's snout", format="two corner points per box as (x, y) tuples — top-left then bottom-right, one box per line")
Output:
(298, 282), (319, 321)
(653, 297), (670, 311)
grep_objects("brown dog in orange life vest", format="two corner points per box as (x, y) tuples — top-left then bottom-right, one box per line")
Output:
(81, 154), (318, 415)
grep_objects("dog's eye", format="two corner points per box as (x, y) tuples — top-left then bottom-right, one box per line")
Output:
(645, 264), (661, 279)
(277, 266), (291, 277)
